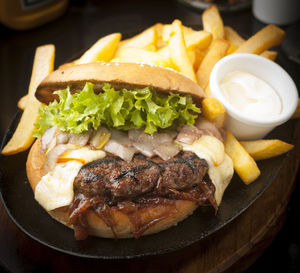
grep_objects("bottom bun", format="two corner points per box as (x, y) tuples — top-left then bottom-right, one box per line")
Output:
(27, 139), (199, 238)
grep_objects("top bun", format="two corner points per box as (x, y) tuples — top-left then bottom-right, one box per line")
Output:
(35, 62), (206, 104)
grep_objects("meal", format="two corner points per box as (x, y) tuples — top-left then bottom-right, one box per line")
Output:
(1, 4), (298, 240)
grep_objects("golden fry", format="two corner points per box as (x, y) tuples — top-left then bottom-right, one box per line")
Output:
(235, 25), (285, 54)
(75, 33), (121, 64)
(240, 139), (294, 161)
(117, 26), (157, 53)
(224, 132), (261, 184)
(116, 47), (172, 68)
(202, 97), (226, 128)
(196, 39), (229, 89)
(154, 23), (167, 49)
(169, 20), (196, 82)
(185, 31), (212, 50)
(2, 45), (55, 155)
(192, 48), (206, 71)
(260, 50), (278, 61)
(202, 4), (224, 39)
(224, 26), (245, 54)
(17, 95), (28, 111)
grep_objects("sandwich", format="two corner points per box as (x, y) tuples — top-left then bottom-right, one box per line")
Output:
(26, 62), (234, 240)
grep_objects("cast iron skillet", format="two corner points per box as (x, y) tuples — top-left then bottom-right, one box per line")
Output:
(0, 111), (297, 259)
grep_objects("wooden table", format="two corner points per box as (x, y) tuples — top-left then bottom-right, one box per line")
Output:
(1, 1), (299, 272)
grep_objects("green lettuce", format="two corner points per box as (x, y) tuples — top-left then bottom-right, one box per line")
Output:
(33, 82), (200, 137)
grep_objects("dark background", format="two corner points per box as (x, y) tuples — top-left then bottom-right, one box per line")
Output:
(0, 0), (299, 272)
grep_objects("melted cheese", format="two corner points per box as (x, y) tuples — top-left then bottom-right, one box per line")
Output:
(180, 136), (234, 205)
(58, 146), (106, 164)
(35, 146), (106, 211)
(35, 161), (83, 211)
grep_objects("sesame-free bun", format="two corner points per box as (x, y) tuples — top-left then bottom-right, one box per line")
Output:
(35, 62), (206, 105)
(26, 139), (199, 238)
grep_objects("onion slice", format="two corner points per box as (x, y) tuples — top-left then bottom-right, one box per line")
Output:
(196, 118), (225, 142)
(104, 140), (136, 162)
(154, 142), (181, 161)
(41, 126), (57, 152)
(45, 144), (76, 171)
(176, 125), (203, 145)
(69, 131), (91, 146)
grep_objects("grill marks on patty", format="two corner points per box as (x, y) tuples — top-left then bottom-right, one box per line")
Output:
(74, 151), (209, 200)
(70, 151), (216, 240)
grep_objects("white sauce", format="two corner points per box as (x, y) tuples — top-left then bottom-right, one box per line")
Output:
(220, 71), (282, 119)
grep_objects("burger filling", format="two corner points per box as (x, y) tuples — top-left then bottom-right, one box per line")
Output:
(33, 83), (233, 240)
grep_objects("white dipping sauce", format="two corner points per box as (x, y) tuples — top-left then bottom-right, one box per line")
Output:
(220, 71), (282, 119)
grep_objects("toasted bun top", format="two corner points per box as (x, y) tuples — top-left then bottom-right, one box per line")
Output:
(36, 62), (206, 104)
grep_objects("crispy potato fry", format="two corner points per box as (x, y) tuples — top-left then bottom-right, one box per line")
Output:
(116, 47), (172, 68)
(260, 50), (278, 61)
(75, 33), (121, 64)
(204, 85), (212, 97)
(192, 48), (206, 70)
(2, 45), (55, 155)
(224, 26), (245, 54)
(235, 25), (285, 54)
(154, 23), (167, 49)
(168, 20), (196, 81)
(185, 31), (212, 50)
(292, 98), (300, 119)
(202, 97), (226, 127)
(117, 26), (157, 54)
(224, 132), (260, 184)
(240, 139), (294, 161)
(202, 4), (224, 39)
(187, 50), (196, 67)
(196, 39), (229, 89)
(17, 95), (28, 111)
(162, 24), (194, 43)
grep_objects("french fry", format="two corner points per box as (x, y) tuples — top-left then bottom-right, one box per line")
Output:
(187, 50), (196, 67)
(116, 47), (172, 68)
(75, 33), (121, 64)
(292, 98), (300, 119)
(117, 26), (157, 54)
(224, 132), (261, 184)
(196, 39), (229, 89)
(202, 4), (224, 39)
(168, 20), (197, 82)
(162, 24), (194, 43)
(154, 23), (167, 49)
(205, 85), (212, 97)
(192, 48), (206, 70)
(235, 25), (285, 54)
(185, 31), (212, 50)
(260, 50), (278, 61)
(224, 26), (245, 54)
(202, 97), (226, 128)
(2, 45), (55, 155)
(240, 139), (294, 161)
(17, 95), (28, 111)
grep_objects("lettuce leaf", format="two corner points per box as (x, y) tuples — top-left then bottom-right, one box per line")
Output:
(33, 82), (200, 137)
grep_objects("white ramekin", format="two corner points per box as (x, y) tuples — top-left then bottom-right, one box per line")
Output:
(209, 53), (298, 140)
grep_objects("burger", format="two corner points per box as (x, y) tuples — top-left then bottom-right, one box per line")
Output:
(26, 62), (234, 240)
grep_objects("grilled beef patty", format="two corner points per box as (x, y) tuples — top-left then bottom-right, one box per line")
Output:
(70, 151), (217, 239)
(74, 151), (209, 200)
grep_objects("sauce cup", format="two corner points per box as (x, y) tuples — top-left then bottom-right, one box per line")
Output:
(209, 53), (298, 140)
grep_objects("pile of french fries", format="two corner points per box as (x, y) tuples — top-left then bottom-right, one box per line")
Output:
(2, 4), (299, 185)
